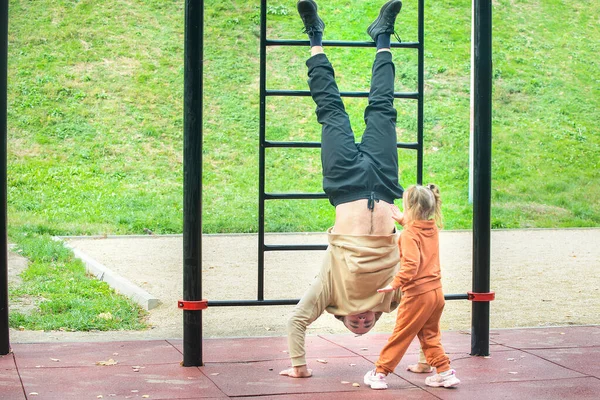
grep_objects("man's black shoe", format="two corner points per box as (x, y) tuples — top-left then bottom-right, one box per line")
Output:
(297, 0), (325, 38)
(367, 0), (402, 41)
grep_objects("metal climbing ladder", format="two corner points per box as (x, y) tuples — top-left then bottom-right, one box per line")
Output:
(237, 0), (425, 307)
(209, 0), (428, 308)
(181, 0), (492, 367)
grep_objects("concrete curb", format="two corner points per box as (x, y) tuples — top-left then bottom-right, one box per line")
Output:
(56, 238), (160, 311)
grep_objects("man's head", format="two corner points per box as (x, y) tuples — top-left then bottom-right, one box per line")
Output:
(336, 311), (383, 335)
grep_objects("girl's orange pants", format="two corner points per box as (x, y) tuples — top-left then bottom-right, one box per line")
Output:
(375, 287), (450, 375)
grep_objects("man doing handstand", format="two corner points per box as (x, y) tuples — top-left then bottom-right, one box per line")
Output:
(280, 0), (427, 378)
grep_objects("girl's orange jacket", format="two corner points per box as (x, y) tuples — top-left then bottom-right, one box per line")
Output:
(391, 220), (443, 297)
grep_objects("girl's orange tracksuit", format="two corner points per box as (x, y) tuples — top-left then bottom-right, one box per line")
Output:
(375, 219), (451, 375)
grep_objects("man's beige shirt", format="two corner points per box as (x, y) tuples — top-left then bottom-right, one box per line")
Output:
(287, 228), (402, 366)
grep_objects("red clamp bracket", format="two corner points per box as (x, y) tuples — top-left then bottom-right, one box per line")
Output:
(467, 291), (495, 302)
(178, 299), (208, 311)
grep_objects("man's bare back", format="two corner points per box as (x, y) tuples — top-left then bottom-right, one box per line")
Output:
(333, 199), (396, 235)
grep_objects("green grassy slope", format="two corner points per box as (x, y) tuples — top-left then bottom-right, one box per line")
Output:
(7, 0), (599, 236)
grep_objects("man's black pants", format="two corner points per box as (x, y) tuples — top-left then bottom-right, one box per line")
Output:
(306, 51), (404, 207)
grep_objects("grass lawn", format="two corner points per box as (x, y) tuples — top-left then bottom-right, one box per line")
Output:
(5, 0), (599, 331)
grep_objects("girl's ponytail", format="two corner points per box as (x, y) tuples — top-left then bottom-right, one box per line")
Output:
(426, 183), (443, 228)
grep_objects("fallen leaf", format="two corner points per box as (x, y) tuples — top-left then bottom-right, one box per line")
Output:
(352, 383), (360, 387)
(29, 393), (38, 396)
(50, 358), (60, 362)
(316, 359), (327, 364)
(96, 359), (118, 366)
(97, 396), (103, 399)
(142, 396), (150, 399)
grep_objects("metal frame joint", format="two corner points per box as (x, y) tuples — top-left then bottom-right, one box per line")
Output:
(178, 299), (208, 311)
(467, 291), (495, 302)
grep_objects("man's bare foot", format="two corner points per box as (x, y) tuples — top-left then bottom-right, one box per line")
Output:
(279, 365), (313, 378)
(407, 362), (433, 373)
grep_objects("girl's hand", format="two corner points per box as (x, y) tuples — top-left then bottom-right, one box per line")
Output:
(389, 204), (405, 225)
(377, 284), (395, 293)
(279, 365), (313, 378)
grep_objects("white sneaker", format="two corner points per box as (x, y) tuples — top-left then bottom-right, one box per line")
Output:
(363, 369), (388, 390)
(425, 369), (460, 388)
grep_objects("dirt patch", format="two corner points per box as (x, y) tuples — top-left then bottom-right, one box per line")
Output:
(6, 251), (46, 316)
(8, 229), (600, 342)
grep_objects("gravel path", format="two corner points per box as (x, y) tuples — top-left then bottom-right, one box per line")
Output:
(9, 228), (600, 343)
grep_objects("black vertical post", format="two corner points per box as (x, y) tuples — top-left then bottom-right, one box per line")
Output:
(0, 0), (10, 356)
(471, 0), (492, 356)
(183, 0), (204, 367)
(257, 0), (266, 301)
(416, 0), (424, 184)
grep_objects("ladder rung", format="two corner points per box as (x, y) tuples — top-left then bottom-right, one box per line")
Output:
(263, 141), (419, 150)
(266, 39), (420, 49)
(265, 244), (328, 251)
(398, 142), (420, 150)
(265, 141), (321, 148)
(265, 193), (328, 200)
(266, 89), (419, 99)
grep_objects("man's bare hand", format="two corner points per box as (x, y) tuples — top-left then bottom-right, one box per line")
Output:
(279, 365), (313, 378)
(389, 204), (405, 225)
(377, 284), (395, 293)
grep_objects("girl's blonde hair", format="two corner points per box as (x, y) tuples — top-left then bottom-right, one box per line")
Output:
(403, 183), (443, 228)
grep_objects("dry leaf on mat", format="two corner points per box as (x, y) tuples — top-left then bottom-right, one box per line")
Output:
(96, 359), (118, 366)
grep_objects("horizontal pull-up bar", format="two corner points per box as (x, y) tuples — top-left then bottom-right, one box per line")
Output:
(206, 293), (469, 307)
(267, 39), (420, 49)
(266, 89), (419, 99)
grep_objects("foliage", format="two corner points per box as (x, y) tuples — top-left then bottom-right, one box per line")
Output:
(8, 230), (147, 331)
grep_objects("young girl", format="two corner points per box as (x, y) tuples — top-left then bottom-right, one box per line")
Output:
(363, 184), (460, 390)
